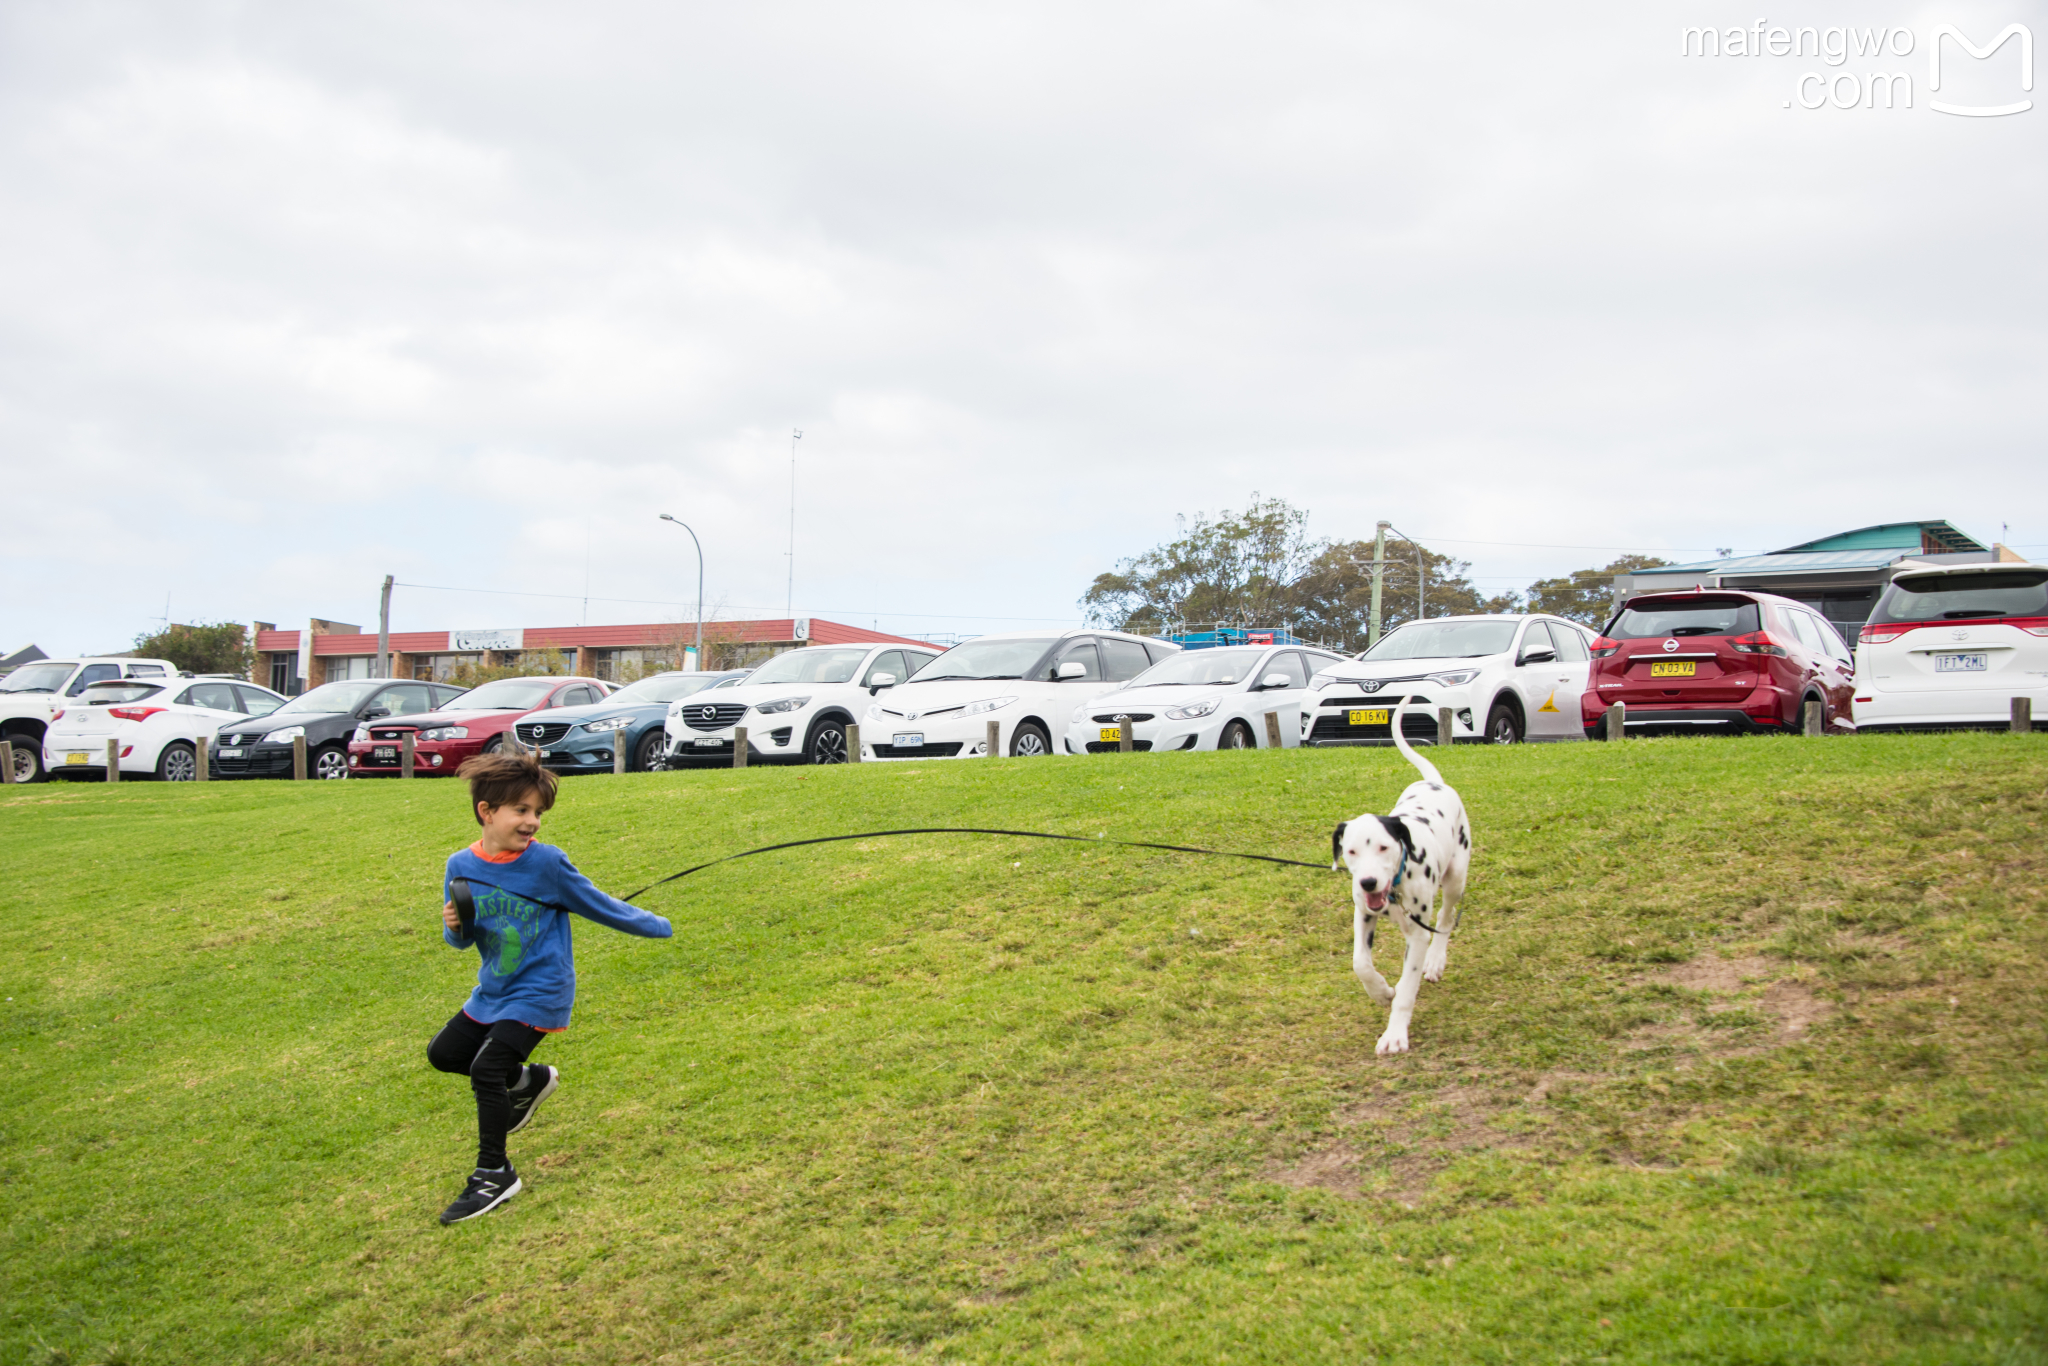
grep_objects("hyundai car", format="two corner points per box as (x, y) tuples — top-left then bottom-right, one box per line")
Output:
(1062, 642), (1344, 753)
(45, 676), (288, 780)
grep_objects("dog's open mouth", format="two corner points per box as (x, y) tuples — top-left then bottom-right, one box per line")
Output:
(1364, 889), (1389, 911)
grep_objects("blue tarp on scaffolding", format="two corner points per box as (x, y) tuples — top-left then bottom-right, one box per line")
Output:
(1165, 627), (1306, 650)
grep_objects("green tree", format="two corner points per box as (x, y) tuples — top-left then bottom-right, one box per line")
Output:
(132, 622), (253, 676)
(442, 646), (575, 689)
(1079, 497), (1316, 633)
(1293, 540), (1521, 653)
(1524, 554), (1673, 627)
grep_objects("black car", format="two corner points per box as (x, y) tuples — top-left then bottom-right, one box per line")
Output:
(213, 677), (467, 780)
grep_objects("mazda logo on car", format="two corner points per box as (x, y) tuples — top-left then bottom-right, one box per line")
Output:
(1663, 638), (1679, 652)
(699, 706), (716, 720)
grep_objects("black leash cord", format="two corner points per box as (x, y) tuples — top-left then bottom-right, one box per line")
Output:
(619, 826), (1330, 903)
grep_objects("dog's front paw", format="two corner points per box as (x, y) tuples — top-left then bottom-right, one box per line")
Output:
(1355, 969), (1394, 1004)
(1422, 950), (1448, 983)
(1375, 1028), (1410, 1056)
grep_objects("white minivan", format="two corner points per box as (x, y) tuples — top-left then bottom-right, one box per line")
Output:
(1854, 562), (2048, 731)
(862, 629), (1178, 759)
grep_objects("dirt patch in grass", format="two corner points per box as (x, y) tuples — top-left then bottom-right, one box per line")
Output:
(1630, 954), (1834, 1052)
(1272, 1083), (1521, 1204)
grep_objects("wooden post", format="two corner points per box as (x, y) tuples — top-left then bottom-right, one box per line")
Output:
(1803, 699), (1823, 737)
(1605, 702), (1626, 741)
(1264, 711), (1283, 748)
(106, 738), (120, 783)
(401, 732), (415, 779)
(613, 726), (627, 775)
(194, 735), (209, 783)
(846, 723), (862, 762)
(292, 733), (307, 780)
(0, 740), (14, 784)
(732, 726), (748, 768)
(1437, 706), (1453, 747)
(1116, 714), (1134, 753)
(2014, 697), (2034, 734)
(986, 719), (1001, 758)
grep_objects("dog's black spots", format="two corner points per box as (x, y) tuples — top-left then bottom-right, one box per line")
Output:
(1330, 821), (1349, 871)
(1457, 827), (1470, 848)
(1428, 782), (1443, 790)
(1366, 921), (1377, 949)
(1413, 816), (1431, 827)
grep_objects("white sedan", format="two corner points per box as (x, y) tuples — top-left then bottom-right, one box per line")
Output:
(1854, 561), (2048, 731)
(1062, 643), (1346, 753)
(44, 676), (289, 780)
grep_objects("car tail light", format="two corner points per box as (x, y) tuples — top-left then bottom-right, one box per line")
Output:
(1590, 636), (1619, 658)
(108, 706), (167, 722)
(1860, 624), (1909, 645)
(1730, 631), (1788, 657)
(2010, 617), (2048, 637)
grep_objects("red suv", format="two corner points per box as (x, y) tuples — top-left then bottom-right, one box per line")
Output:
(347, 675), (613, 776)
(1581, 590), (1854, 738)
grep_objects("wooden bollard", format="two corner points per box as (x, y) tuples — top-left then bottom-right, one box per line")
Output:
(292, 733), (307, 780)
(1605, 702), (1626, 741)
(1116, 714), (1134, 753)
(846, 723), (862, 761)
(0, 740), (15, 784)
(401, 732), (415, 778)
(1803, 699), (1823, 737)
(106, 738), (120, 782)
(613, 726), (627, 775)
(194, 735), (209, 782)
(1437, 706), (1453, 747)
(1264, 711), (1283, 747)
(986, 720), (1000, 758)
(2014, 697), (2034, 734)
(732, 726), (748, 768)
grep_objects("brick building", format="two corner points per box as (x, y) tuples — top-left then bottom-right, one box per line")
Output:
(251, 616), (927, 695)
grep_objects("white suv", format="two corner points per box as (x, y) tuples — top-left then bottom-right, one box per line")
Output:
(1, 656), (181, 782)
(1854, 562), (2048, 732)
(861, 629), (1179, 759)
(1301, 614), (1597, 746)
(665, 643), (940, 765)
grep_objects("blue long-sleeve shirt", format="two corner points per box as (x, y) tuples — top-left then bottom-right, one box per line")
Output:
(442, 840), (671, 1030)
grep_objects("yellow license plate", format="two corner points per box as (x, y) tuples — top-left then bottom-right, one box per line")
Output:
(1099, 727), (1122, 742)
(1347, 709), (1391, 725)
(1649, 661), (1696, 678)
(66, 752), (88, 764)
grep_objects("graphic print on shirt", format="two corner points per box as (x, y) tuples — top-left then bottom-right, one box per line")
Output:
(473, 883), (550, 979)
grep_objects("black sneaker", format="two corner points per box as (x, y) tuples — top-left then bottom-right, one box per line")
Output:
(438, 1166), (522, 1225)
(507, 1065), (559, 1135)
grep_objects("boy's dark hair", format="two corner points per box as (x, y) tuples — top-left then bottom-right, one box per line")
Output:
(457, 750), (558, 824)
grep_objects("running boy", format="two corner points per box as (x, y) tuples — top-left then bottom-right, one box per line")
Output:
(428, 750), (671, 1225)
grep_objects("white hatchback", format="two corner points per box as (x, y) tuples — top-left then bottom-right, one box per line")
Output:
(1854, 562), (2048, 731)
(1300, 614), (1597, 746)
(665, 643), (941, 765)
(44, 676), (289, 780)
(862, 629), (1178, 759)
(1062, 642), (1347, 754)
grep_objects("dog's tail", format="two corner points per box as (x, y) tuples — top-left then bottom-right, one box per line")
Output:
(1390, 695), (1443, 786)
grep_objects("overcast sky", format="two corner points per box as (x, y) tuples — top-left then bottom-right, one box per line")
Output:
(3, 0), (2042, 654)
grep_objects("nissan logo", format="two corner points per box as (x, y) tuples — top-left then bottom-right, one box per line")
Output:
(1662, 639), (1679, 652)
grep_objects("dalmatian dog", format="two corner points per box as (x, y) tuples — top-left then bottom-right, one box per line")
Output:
(1329, 698), (1472, 1056)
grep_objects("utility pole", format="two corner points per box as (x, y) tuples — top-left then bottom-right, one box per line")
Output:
(1367, 520), (1389, 648)
(786, 429), (802, 616)
(377, 575), (394, 678)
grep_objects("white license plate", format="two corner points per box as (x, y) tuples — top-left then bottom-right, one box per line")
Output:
(218, 747), (243, 757)
(1935, 653), (1987, 673)
(694, 736), (721, 746)
(893, 732), (924, 748)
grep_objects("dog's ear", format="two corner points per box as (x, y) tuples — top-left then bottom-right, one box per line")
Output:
(1379, 815), (1414, 862)
(1330, 820), (1348, 871)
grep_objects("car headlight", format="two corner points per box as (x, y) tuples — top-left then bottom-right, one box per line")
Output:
(865, 703), (886, 722)
(351, 725), (370, 742)
(753, 696), (810, 715)
(265, 726), (305, 743)
(1071, 703), (1089, 724)
(959, 695), (1018, 718)
(418, 726), (469, 742)
(1165, 699), (1220, 720)
(581, 716), (635, 733)
(1426, 670), (1480, 688)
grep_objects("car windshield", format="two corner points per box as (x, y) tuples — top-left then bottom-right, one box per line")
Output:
(746, 649), (868, 686)
(1607, 599), (1761, 640)
(0, 662), (75, 693)
(1357, 620), (1519, 661)
(1873, 570), (2048, 624)
(908, 637), (1057, 682)
(1129, 648), (1268, 687)
(274, 680), (385, 715)
(80, 683), (165, 705)
(607, 674), (732, 705)
(443, 679), (562, 710)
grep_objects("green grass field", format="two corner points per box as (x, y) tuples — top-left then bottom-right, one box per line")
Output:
(3, 735), (2045, 1365)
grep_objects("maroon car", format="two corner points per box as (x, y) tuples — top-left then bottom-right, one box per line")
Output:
(1581, 589), (1855, 737)
(347, 675), (613, 776)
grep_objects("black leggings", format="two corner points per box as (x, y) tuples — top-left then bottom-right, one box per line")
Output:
(427, 1011), (547, 1170)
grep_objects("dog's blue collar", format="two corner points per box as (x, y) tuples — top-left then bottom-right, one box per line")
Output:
(1390, 851), (1406, 891)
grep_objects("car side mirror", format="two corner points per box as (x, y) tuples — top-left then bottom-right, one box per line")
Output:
(1259, 672), (1292, 690)
(868, 673), (896, 694)
(361, 706), (390, 720)
(1518, 648), (1556, 666)
(1055, 661), (1087, 680)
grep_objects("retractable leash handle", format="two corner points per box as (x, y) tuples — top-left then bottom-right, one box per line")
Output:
(449, 877), (476, 932)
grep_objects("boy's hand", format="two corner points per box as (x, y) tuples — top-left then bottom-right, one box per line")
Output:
(442, 900), (461, 932)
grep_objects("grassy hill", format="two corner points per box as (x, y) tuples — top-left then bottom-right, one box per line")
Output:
(3, 735), (2044, 1364)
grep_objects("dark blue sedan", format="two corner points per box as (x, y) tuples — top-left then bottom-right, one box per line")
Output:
(512, 670), (750, 773)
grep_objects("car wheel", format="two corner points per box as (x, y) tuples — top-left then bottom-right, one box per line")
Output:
(635, 730), (668, 771)
(4, 735), (44, 783)
(312, 744), (349, 779)
(1485, 703), (1523, 745)
(1221, 720), (1255, 749)
(483, 735), (505, 755)
(807, 719), (850, 765)
(157, 741), (199, 782)
(1010, 722), (1052, 757)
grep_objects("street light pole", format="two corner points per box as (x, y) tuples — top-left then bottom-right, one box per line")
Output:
(658, 514), (705, 670)
(786, 428), (802, 617)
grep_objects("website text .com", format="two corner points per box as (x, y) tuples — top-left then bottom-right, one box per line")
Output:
(1681, 21), (2034, 115)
